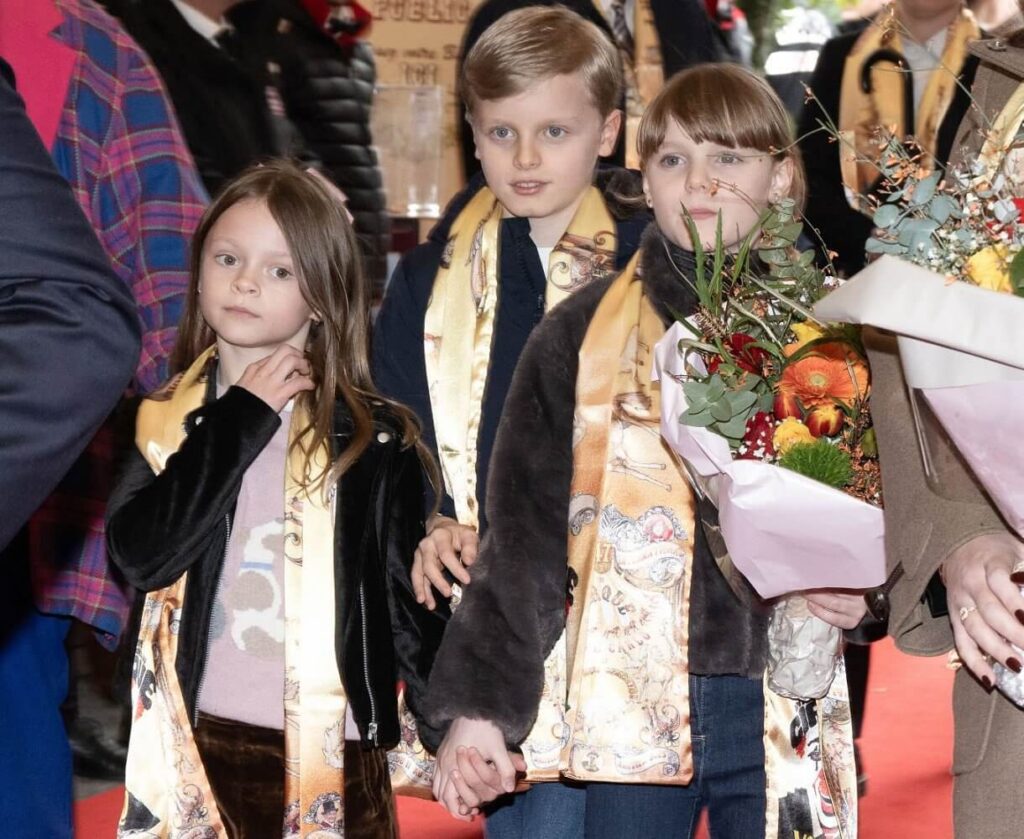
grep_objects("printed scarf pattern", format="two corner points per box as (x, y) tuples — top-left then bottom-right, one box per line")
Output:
(119, 347), (348, 838)
(423, 184), (617, 532)
(837, 6), (979, 211)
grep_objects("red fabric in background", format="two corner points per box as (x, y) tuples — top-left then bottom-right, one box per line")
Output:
(0, 0), (76, 150)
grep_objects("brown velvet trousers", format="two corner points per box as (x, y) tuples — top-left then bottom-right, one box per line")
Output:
(195, 712), (397, 839)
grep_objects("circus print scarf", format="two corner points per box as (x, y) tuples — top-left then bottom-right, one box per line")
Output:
(521, 251), (858, 837)
(423, 184), (618, 532)
(119, 347), (349, 838)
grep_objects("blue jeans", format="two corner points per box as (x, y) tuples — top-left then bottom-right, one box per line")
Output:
(0, 550), (72, 838)
(485, 780), (586, 839)
(484, 674), (766, 839)
(584, 674), (766, 839)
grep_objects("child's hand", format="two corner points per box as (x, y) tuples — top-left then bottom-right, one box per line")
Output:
(236, 345), (314, 412)
(412, 515), (479, 610)
(433, 717), (526, 821)
(804, 590), (869, 630)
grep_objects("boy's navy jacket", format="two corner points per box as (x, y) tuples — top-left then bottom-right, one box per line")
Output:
(106, 380), (448, 749)
(372, 167), (650, 529)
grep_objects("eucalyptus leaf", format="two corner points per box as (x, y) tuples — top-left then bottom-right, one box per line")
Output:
(710, 399), (733, 423)
(717, 415), (749, 439)
(680, 410), (715, 428)
(727, 390), (758, 413)
(928, 195), (957, 224)
(872, 203), (901, 228)
(705, 377), (726, 403)
(911, 172), (940, 205)
(865, 237), (905, 254)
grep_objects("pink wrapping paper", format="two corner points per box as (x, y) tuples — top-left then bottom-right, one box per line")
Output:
(653, 323), (887, 599)
(923, 382), (1024, 537)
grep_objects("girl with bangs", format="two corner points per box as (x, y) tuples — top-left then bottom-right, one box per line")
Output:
(422, 65), (865, 838)
(106, 161), (442, 838)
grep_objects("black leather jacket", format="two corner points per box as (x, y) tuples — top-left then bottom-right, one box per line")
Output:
(107, 380), (447, 749)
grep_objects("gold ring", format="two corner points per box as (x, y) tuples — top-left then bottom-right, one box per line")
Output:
(959, 604), (978, 622)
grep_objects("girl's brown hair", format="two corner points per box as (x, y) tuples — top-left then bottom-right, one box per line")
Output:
(637, 64), (806, 207)
(173, 160), (433, 487)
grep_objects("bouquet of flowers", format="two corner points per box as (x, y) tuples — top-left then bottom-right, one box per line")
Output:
(653, 202), (887, 699)
(812, 126), (1024, 704)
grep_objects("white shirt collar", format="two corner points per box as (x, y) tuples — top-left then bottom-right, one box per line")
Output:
(169, 0), (231, 46)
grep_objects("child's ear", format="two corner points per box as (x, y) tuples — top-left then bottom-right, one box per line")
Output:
(641, 171), (653, 209)
(466, 111), (483, 161)
(598, 109), (623, 157)
(769, 157), (795, 203)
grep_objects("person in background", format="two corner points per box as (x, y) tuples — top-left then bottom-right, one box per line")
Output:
(104, 0), (311, 197)
(0, 54), (142, 835)
(228, 0), (391, 290)
(798, 0), (982, 277)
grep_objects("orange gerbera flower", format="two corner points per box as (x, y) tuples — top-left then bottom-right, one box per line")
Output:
(778, 349), (869, 408)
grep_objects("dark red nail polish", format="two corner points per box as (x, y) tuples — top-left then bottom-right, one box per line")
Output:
(982, 675), (993, 690)
(1007, 657), (1022, 673)
(1016, 610), (1024, 626)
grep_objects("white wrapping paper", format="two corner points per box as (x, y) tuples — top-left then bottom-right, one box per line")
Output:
(653, 323), (887, 599)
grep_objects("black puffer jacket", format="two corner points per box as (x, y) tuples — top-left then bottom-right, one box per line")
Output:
(107, 378), (447, 749)
(231, 0), (390, 284)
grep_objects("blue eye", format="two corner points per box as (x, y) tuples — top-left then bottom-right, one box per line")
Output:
(214, 253), (237, 267)
(490, 126), (513, 141)
(660, 154), (683, 168)
(546, 126), (567, 139)
(716, 153), (743, 165)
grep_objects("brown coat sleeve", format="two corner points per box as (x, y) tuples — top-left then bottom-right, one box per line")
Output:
(866, 329), (1007, 656)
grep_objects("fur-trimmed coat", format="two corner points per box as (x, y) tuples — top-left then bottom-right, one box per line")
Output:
(421, 225), (769, 750)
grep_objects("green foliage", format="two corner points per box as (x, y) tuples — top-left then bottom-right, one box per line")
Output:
(778, 440), (853, 489)
(679, 373), (760, 444)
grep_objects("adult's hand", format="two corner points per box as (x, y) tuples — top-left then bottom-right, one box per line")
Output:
(235, 345), (314, 412)
(943, 532), (1024, 687)
(411, 515), (479, 610)
(433, 717), (525, 821)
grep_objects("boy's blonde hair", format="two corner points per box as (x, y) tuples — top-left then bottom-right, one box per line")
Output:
(461, 6), (622, 118)
(637, 64), (806, 207)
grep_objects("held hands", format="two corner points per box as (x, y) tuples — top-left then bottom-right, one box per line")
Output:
(412, 515), (479, 610)
(942, 532), (1024, 688)
(433, 717), (527, 821)
(804, 590), (869, 630)
(236, 345), (314, 413)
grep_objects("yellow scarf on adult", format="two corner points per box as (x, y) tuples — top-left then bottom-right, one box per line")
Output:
(838, 6), (979, 210)
(119, 347), (348, 838)
(423, 184), (617, 532)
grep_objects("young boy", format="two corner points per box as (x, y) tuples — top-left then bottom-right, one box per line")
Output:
(371, 6), (649, 835)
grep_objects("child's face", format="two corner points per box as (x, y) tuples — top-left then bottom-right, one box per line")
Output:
(199, 198), (316, 358)
(643, 120), (793, 252)
(470, 72), (620, 233)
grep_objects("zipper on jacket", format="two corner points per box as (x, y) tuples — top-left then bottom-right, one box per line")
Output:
(194, 513), (231, 727)
(358, 581), (379, 746)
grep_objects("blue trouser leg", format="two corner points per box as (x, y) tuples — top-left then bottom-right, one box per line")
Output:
(0, 550), (73, 838)
(484, 779), (586, 839)
(584, 675), (766, 839)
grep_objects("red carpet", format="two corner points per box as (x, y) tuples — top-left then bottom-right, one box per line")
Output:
(74, 638), (954, 838)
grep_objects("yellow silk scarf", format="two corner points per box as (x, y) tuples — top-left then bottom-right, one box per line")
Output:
(978, 80), (1024, 181)
(522, 252), (700, 784)
(838, 6), (979, 210)
(423, 184), (617, 531)
(593, 0), (664, 169)
(120, 347), (348, 839)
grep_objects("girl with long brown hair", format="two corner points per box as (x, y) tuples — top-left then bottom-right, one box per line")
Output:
(107, 161), (443, 838)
